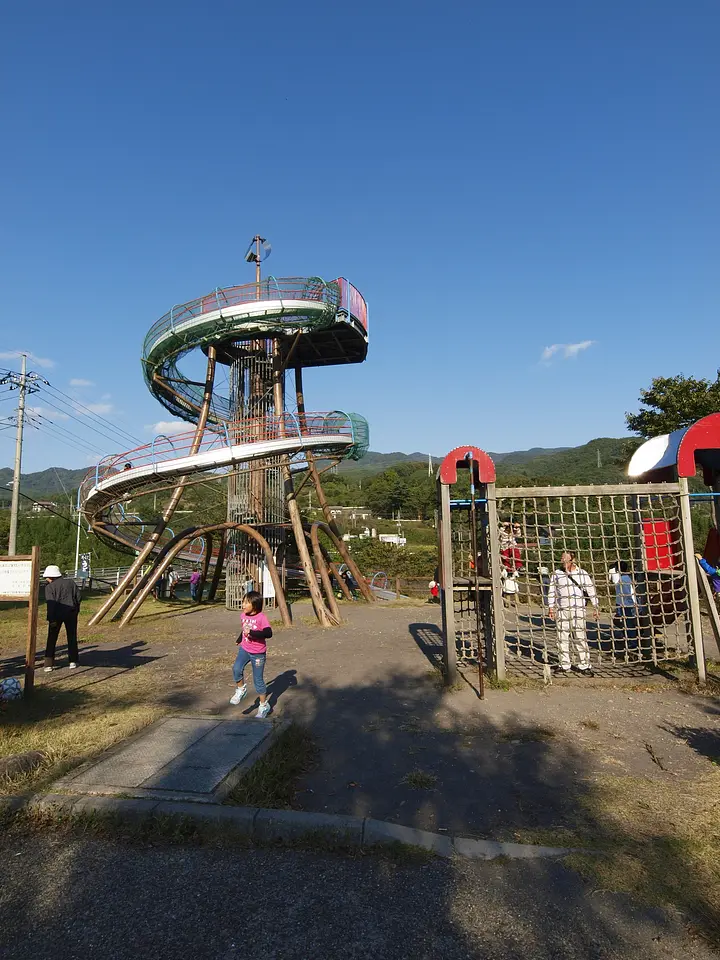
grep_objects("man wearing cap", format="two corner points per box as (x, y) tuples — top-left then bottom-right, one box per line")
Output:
(42, 565), (82, 671)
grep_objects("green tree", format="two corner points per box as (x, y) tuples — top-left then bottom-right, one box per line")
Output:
(626, 373), (720, 438)
(406, 472), (435, 520)
(366, 469), (408, 518)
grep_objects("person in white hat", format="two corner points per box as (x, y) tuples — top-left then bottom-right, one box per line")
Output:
(42, 565), (82, 671)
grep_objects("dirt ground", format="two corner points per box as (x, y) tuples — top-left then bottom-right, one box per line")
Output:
(2, 597), (716, 836)
(3, 595), (720, 944)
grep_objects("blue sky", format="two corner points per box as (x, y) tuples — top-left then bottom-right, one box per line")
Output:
(1, 0), (719, 474)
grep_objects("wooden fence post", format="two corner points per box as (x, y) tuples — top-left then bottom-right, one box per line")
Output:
(24, 547), (40, 698)
(678, 477), (706, 684)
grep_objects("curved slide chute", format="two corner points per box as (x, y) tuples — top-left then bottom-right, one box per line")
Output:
(83, 273), (371, 626)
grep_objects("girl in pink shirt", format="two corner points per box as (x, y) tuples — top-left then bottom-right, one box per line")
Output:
(230, 591), (273, 718)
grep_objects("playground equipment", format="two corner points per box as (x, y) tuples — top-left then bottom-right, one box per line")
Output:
(82, 239), (374, 627)
(436, 443), (708, 686)
(629, 411), (720, 670)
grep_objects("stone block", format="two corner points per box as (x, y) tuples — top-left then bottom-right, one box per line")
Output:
(254, 808), (363, 846)
(71, 796), (160, 820)
(363, 818), (453, 857)
(27, 794), (78, 816)
(153, 801), (258, 835)
(453, 836), (570, 860)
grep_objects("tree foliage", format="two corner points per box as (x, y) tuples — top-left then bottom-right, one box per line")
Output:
(626, 373), (720, 439)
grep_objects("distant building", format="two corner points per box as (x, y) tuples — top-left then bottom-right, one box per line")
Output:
(31, 500), (57, 514)
(328, 506), (371, 522)
(378, 534), (407, 547)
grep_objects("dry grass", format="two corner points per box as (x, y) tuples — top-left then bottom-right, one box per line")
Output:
(0, 654), (224, 796)
(0, 593), (217, 658)
(515, 768), (720, 945)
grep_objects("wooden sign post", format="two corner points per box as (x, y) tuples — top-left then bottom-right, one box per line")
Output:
(0, 546), (40, 698)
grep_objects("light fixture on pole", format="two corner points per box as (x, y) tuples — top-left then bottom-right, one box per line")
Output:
(244, 236), (271, 286)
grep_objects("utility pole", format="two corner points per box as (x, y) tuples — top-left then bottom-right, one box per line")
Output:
(1, 355), (40, 555)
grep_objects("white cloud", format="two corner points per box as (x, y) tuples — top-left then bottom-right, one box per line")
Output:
(69, 378), (95, 387)
(26, 405), (70, 421)
(0, 350), (55, 369)
(145, 420), (190, 437)
(541, 340), (596, 363)
(86, 403), (114, 415)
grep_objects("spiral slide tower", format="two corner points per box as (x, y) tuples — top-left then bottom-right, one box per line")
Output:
(83, 253), (373, 628)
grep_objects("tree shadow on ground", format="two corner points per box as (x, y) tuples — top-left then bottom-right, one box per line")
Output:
(3, 605), (718, 955)
(0, 686), (92, 727)
(665, 722), (720, 763)
(279, 659), (720, 948)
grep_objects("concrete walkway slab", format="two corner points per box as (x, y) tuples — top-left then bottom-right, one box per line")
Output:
(53, 715), (274, 803)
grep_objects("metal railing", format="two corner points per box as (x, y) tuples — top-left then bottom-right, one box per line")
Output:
(79, 411), (363, 503)
(143, 277), (341, 360)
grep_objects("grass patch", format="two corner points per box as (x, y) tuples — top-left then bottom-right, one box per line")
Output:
(580, 718), (600, 731)
(224, 723), (319, 809)
(398, 717), (423, 734)
(400, 769), (438, 790)
(0, 592), (230, 659)
(512, 768), (720, 947)
(0, 654), (223, 795)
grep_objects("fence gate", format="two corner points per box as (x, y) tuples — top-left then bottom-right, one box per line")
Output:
(491, 482), (702, 676)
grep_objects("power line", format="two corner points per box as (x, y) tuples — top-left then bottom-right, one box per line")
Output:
(30, 419), (103, 460)
(41, 381), (141, 447)
(32, 393), (127, 452)
(32, 413), (105, 455)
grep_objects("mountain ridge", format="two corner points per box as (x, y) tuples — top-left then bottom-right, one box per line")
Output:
(0, 440), (629, 499)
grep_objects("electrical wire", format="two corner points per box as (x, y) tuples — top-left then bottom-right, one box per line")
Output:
(32, 414), (105, 457)
(32, 393), (130, 452)
(41, 382), (141, 446)
(28, 419), (103, 461)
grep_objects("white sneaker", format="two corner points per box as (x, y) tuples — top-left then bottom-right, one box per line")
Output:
(229, 684), (247, 705)
(69, 663), (78, 669)
(43, 666), (53, 673)
(256, 700), (271, 719)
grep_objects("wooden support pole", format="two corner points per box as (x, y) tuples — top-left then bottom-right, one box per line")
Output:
(24, 546), (40, 698)
(274, 346), (333, 626)
(294, 366), (374, 603)
(486, 482), (507, 682)
(208, 531), (227, 602)
(89, 347), (217, 626)
(679, 477), (706, 684)
(438, 479), (457, 686)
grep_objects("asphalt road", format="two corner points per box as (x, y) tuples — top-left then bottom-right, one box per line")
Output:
(0, 832), (714, 960)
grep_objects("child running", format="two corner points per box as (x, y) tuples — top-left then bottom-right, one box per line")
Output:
(230, 590), (272, 718)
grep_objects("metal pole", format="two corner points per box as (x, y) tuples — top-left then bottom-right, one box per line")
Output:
(8, 354), (27, 555)
(467, 454), (485, 699)
(438, 478), (457, 685)
(74, 496), (82, 578)
(486, 482), (507, 681)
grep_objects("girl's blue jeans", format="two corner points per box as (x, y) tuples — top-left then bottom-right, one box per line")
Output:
(233, 646), (267, 694)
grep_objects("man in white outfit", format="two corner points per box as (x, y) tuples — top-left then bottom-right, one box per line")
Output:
(547, 550), (598, 676)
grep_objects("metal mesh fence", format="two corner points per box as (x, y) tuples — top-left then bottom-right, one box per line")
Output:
(494, 485), (692, 672)
(226, 343), (284, 609)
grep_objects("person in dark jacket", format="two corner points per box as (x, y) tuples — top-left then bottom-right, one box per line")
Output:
(42, 564), (81, 671)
